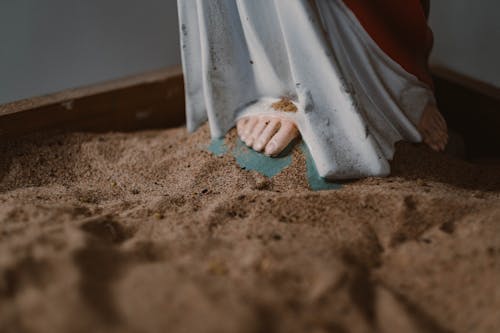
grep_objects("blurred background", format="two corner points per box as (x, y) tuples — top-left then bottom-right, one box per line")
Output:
(0, 0), (499, 105)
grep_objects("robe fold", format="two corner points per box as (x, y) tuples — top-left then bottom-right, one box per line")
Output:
(178, 0), (435, 179)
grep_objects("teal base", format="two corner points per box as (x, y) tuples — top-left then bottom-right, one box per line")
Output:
(208, 138), (341, 191)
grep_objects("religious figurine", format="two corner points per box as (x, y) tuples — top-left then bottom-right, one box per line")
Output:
(178, 0), (448, 179)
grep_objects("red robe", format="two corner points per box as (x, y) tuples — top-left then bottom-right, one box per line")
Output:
(343, 0), (434, 88)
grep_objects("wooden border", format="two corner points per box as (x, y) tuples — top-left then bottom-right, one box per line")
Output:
(432, 66), (500, 158)
(432, 66), (500, 101)
(1, 65), (499, 158)
(0, 66), (185, 139)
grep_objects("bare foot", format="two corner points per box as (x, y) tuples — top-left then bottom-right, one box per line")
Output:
(237, 115), (299, 156)
(417, 103), (449, 152)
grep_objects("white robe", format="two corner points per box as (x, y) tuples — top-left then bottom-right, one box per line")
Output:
(178, 0), (435, 179)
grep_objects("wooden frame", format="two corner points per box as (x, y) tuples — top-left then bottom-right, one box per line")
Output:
(0, 66), (185, 139)
(432, 66), (500, 158)
(1, 65), (499, 158)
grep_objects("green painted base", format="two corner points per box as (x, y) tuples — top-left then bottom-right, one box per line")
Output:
(300, 142), (342, 191)
(207, 138), (228, 157)
(207, 138), (341, 191)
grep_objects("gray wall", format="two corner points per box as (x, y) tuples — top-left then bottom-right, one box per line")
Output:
(0, 1), (498, 105)
(0, 0), (180, 105)
(429, 0), (500, 87)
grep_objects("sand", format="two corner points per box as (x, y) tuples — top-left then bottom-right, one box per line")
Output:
(0, 124), (499, 333)
(272, 98), (298, 113)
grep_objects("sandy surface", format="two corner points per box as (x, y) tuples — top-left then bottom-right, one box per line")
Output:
(0, 124), (499, 333)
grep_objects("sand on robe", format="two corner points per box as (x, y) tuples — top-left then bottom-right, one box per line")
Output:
(0, 124), (499, 333)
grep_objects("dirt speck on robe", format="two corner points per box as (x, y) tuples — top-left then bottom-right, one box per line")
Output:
(0, 124), (499, 333)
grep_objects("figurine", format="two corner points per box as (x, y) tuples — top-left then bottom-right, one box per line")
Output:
(178, 0), (448, 179)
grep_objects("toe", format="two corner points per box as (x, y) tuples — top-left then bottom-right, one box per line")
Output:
(429, 134), (443, 152)
(426, 136), (440, 152)
(433, 132), (447, 152)
(436, 111), (448, 131)
(242, 117), (258, 141)
(433, 123), (448, 151)
(431, 114), (448, 137)
(439, 131), (449, 150)
(245, 117), (268, 147)
(237, 118), (248, 139)
(429, 107), (448, 138)
(264, 120), (299, 156)
(429, 122), (446, 144)
(253, 119), (280, 152)
(422, 129), (440, 152)
(419, 105), (449, 152)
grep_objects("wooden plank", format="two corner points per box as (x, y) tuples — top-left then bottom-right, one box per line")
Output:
(431, 66), (500, 101)
(432, 67), (500, 159)
(0, 66), (185, 139)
